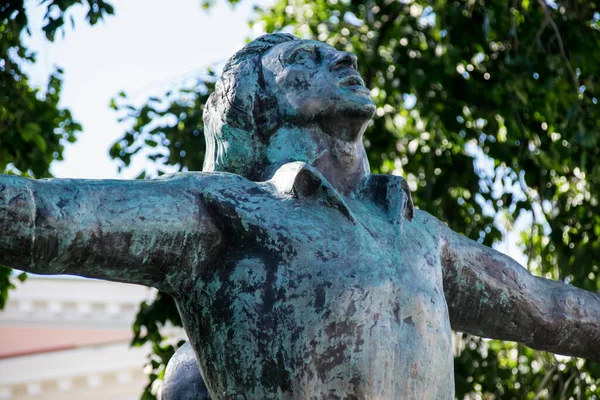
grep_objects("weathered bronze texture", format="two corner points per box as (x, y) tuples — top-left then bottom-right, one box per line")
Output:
(1, 34), (599, 399)
(162, 342), (210, 400)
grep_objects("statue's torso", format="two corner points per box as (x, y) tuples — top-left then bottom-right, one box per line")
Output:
(176, 172), (454, 399)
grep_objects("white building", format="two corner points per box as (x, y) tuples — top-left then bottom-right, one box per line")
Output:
(0, 276), (181, 400)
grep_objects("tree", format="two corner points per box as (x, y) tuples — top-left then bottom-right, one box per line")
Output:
(111, 0), (600, 398)
(0, 0), (113, 307)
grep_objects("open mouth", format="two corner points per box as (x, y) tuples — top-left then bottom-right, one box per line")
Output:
(338, 75), (366, 88)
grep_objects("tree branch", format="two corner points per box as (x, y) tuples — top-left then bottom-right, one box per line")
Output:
(536, 0), (579, 90)
(533, 363), (558, 400)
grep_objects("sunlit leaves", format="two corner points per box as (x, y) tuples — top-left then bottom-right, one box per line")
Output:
(41, 0), (115, 41)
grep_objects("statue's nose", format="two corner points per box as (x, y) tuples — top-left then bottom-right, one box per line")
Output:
(330, 51), (358, 71)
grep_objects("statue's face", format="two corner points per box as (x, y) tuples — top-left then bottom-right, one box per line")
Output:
(261, 40), (376, 136)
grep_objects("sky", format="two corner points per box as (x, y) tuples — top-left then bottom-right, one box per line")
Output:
(23, 0), (257, 179)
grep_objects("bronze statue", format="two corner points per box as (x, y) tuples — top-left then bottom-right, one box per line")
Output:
(1, 33), (599, 399)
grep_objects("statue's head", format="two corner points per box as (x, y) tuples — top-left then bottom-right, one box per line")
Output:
(203, 33), (375, 180)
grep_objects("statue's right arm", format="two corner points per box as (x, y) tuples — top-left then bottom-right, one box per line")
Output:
(0, 174), (224, 293)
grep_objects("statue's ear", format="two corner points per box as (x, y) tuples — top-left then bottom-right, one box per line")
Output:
(254, 89), (279, 140)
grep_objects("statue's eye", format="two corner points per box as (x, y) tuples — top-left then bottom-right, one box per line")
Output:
(289, 48), (316, 65)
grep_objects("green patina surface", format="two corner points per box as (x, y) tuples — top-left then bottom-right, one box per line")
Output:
(1, 33), (600, 399)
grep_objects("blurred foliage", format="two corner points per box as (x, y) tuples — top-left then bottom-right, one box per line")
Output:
(130, 291), (186, 400)
(0, 0), (113, 309)
(108, 72), (217, 177)
(111, 0), (600, 398)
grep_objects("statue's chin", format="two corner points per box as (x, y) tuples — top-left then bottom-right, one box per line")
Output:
(351, 103), (376, 119)
(335, 95), (376, 120)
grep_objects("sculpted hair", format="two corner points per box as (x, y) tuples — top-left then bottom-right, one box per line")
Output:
(202, 33), (300, 180)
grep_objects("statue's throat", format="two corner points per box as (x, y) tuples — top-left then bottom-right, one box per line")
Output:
(265, 125), (370, 196)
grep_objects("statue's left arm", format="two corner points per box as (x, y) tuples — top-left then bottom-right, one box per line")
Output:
(427, 211), (600, 362)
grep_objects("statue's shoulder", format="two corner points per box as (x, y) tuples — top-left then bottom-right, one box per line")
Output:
(157, 171), (262, 191)
(405, 208), (453, 246)
(157, 171), (277, 207)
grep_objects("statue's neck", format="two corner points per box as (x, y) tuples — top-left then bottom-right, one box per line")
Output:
(265, 123), (370, 196)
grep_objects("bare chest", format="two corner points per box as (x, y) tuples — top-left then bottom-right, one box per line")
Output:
(179, 197), (454, 398)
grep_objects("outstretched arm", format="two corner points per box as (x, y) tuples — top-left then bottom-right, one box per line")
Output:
(429, 212), (600, 363)
(0, 174), (223, 293)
